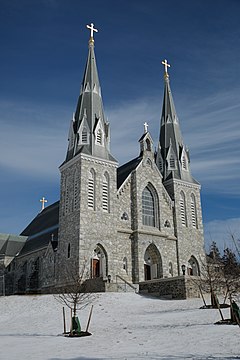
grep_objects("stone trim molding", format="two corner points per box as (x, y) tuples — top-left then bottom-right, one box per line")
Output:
(164, 178), (201, 190)
(60, 152), (118, 171)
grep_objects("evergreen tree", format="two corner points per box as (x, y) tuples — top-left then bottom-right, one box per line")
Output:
(222, 247), (240, 277)
(221, 247), (240, 312)
(208, 241), (221, 261)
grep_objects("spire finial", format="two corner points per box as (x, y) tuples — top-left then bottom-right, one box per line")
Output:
(161, 59), (171, 78)
(40, 197), (47, 211)
(144, 122), (149, 134)
(86, 23), (98, 44)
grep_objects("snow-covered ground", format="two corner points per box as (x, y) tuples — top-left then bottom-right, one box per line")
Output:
(0, 292), (239, 360)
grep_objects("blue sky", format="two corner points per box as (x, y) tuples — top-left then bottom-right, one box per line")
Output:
(0, 0), (240, 253)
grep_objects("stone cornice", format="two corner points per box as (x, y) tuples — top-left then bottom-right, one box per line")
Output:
(60, 152), (118, 171)
(117, 228), (132, 235)
(117, 227), (177, 241)
(164, 178), (201, 190)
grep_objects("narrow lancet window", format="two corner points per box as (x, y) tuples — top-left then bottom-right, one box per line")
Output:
(88, 169), (95, 209)
(123, 257), (128, 274)
(73, 171), (79, 210)
(180, 191), (187, 227)
(67, 243), (71, 258)
(169, 155), (175, 169)
(97, 129), (102, 145)
(182, 154), (187, 170)
(102, 172), (109, 212)
(191, 194), (198, 228)
(146, 138), (151, 151)
(82, 127), (88, 143)
(64, 179), (69, 215)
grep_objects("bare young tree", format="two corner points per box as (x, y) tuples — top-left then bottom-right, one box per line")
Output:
(54, 260), (96, 335)
(201, 243), (225, 307)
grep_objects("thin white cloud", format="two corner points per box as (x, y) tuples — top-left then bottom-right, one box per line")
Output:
(108, 97), (161, 164)
(108, 87), (240, 195)
(0, 85), (239, 198)
(0, 99), (69, 177)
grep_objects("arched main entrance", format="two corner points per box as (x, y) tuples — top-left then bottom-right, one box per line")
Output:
(144, 243), (162, 280)
(91, 244), (108, 279)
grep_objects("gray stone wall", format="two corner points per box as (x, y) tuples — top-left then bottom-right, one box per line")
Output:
(78, 155), (119, 278)
(128, 147), (178, 283)
(11, 248), (45, 293)
(116, 175), (134, 283)
(139, 276), (201, 299)
(57, 152), (122, 285)
(168, 179), (206, 275)
(57, 156), (81, 286)
(4, 240), (57, 295)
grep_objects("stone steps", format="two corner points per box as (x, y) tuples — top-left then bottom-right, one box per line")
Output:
(105, 282), (138, 293)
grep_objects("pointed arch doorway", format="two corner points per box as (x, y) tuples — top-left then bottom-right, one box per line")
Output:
(144, 244), (162, 280)
(187, 255), (200, 276)
(91, 244), (108, 279)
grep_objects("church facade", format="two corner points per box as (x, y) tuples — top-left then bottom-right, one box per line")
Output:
(4, 26), (206, 297)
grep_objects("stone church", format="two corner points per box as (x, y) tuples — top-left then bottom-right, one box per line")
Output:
(2, 25), (206, 298)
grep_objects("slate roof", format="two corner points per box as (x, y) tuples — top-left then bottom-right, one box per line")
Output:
(159, 75), (198, 185)
(117, 156), (142, 189)
(18, 201), (59, 257)
(0, 233), (27, 258)
(65, 37), (117, 164)
(165, 171), (200, 185)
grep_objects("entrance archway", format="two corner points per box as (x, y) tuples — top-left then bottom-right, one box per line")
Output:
(144, 243), (162, 280)
(91, 244), (108, 279)
(187, 256), (200, 276)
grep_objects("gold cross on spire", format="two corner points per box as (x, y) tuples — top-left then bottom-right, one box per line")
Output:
(161, 59), (171, 77)
(40, 197), (47, 211)
(86, 23), (98, 40)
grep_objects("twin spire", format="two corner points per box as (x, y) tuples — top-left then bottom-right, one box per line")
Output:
(65, 23), (196, 184)
(157, 58), (196, 184)
(65, 23), (116, 163)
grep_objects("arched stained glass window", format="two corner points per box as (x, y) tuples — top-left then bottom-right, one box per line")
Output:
(142, 186), (155, 227)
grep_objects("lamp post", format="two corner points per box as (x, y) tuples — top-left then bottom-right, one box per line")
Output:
(181, 264), (186, 276)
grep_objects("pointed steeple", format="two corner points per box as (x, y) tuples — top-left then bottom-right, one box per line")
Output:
(65, 23), (116, 163)
(156, 60), (197, 184)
